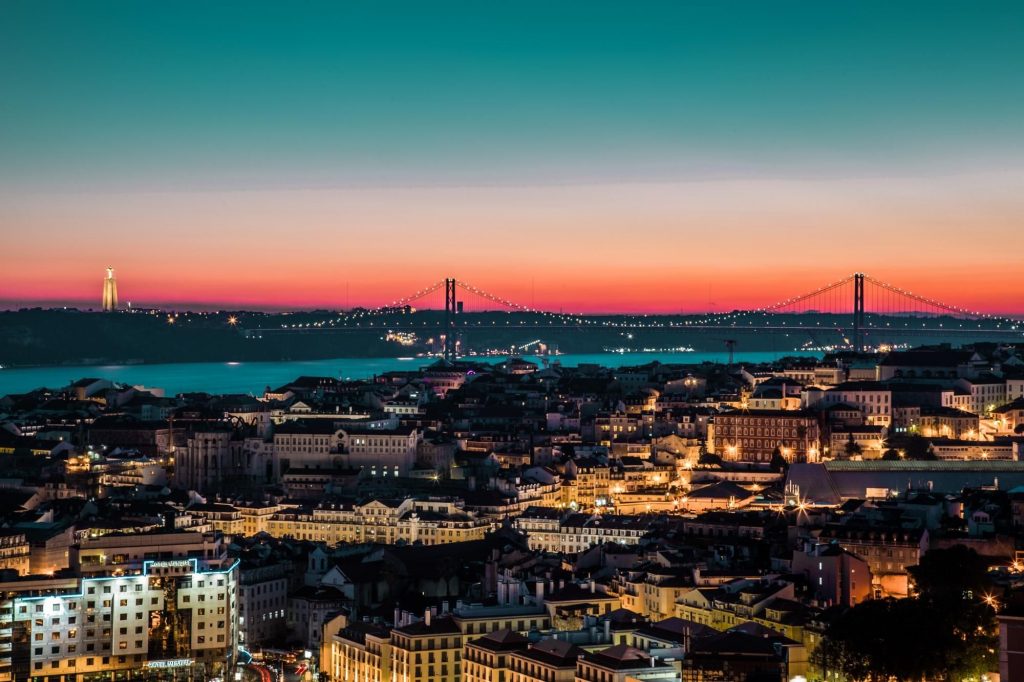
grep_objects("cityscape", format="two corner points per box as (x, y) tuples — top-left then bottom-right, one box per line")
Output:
(3, 3), (1024, 682)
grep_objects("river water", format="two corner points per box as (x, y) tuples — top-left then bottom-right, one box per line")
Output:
(0, 351), (821, 396)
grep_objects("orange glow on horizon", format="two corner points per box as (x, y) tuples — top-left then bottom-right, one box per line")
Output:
(3, 174), (1023, 314)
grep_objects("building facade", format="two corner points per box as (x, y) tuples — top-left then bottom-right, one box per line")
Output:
(1, 557), (238, 681)
(712, 410), (821, 463)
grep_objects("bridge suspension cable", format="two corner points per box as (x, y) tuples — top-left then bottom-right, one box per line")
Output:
(456, 280), (594, 326)
(270, 272), (1020, 335)
(862, 274), (1019, 325)
(280, 279), (447, 329)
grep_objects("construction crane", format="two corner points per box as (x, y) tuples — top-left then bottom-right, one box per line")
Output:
(721, 339), (737, 365)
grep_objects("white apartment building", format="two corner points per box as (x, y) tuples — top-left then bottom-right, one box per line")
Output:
(806, 382), (893, 426)
(944, 377), (1008, 415)
(337, 426), (420, 476)
(1, 555), (238, 681)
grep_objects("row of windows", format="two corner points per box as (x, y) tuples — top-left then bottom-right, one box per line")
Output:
(33, 654), (141, 671)
(725, 439), (799, 449)
(725, 427), (801, 437)
(723, 417), (814, 426)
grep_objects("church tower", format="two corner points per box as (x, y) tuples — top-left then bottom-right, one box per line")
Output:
(102, 266), (118, 312)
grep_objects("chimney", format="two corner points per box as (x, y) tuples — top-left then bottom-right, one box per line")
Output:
(589, 579), (596, 594)
(604, 619), (611, 640)
(394, 607), (401, 626)
(424, 608), (432, 626)
(442, 600), (449, 614)
(535, 580), (545, 604)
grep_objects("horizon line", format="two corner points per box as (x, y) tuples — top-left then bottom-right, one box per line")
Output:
(3, 300), (1023, 320)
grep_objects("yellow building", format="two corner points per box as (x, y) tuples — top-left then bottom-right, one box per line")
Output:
(463, 630), (530, 682)
(266, 498), (491, 546)
(575, 644), (677, 682)
(642, 578), (691, 623)
(391, 614), (463, 682)
(322, 603), (553, 682)
(542, 584), (621, 630)
(610, 574), (690, 623)
(188, 503), (246, 537)
(674, 580), (816, 651)
(569, 459), (612, 510)
(238, 502), (286, 536)
(508, 639), (583, 682)
(322, 614), (393, 682)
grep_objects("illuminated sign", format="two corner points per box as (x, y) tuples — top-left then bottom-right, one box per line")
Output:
(149, 560), (193, 569)
(145, 659), (192, 669)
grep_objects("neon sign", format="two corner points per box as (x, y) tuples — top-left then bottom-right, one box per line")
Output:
(148, 560), (193, 569)
(145, 659), (192, 669)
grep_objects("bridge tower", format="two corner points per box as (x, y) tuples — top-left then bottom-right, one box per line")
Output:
(852, 272), (865, 352)
(443, 278), (457, 362)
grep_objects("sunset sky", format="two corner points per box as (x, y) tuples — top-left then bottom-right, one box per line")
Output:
(2, 1), (1023, 313)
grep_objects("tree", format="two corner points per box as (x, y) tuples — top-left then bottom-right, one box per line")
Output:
(903, 434), (937, 460)
(812, 598), (952, 681)
(842, 434), (862, 459)
(814, 546), (999, 681)
(882, 448), (901, 461)
(909, 546), (1000, 678)
(698, 452), (723, 466)
(909, 545), (992, 611)
(769, 446), (788, 472)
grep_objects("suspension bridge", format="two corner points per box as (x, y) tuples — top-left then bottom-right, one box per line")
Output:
(249, 273), (1022, 361)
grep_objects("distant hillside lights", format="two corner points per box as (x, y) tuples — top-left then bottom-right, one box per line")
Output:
(101, 266), (118, 312)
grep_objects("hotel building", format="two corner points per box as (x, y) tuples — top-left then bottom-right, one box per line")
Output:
(0, 559), (238, 681)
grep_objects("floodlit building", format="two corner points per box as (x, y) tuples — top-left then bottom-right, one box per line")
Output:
(711, 410), (821, 463)
(0, 556), (239, 681)
(0, 530), (31, 576)
(266, 498), (491, 545)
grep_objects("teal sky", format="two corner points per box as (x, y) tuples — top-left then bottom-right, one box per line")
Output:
(3, 1), (1023, 189)
(2, 1), (1024, 313)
